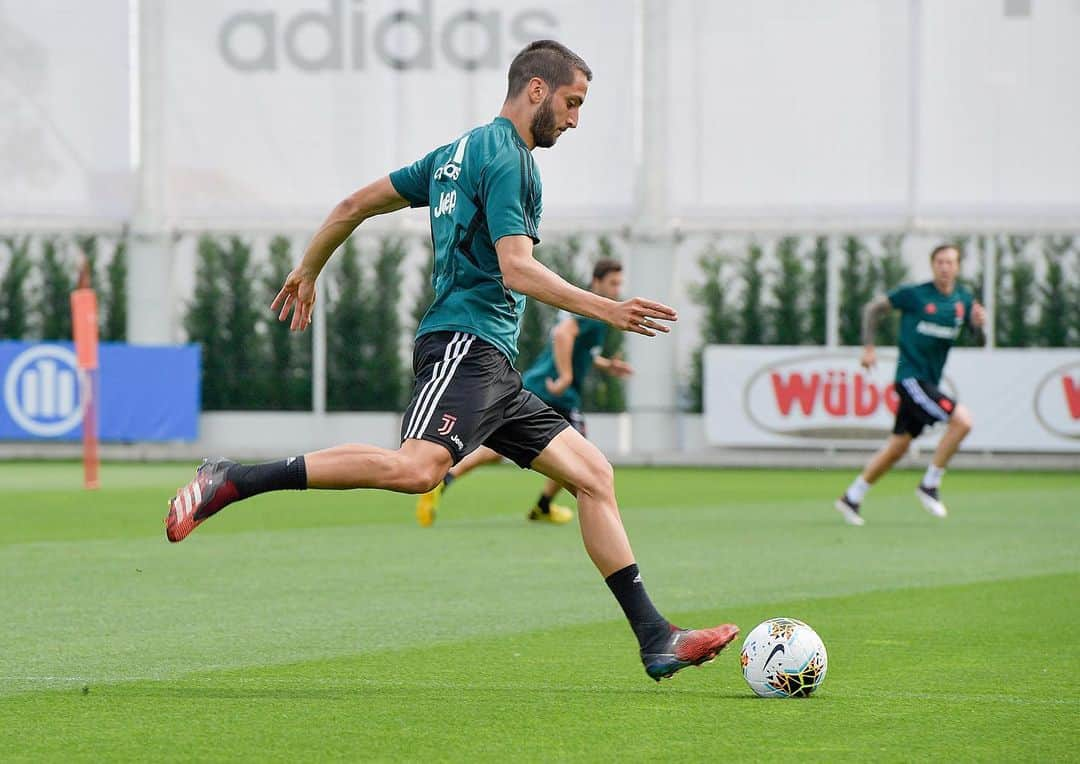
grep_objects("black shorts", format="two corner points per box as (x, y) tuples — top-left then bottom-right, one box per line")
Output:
(550, 404), (587, 437)
(400, 331), (570, 467)
(893, 377), (957, 438)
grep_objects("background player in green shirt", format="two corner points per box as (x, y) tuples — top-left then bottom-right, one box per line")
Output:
(165, 40), (738, 681)
(415, 258), (633, 527)
(835, 244), (986, 526)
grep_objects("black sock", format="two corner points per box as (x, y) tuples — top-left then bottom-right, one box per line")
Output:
(442, 473), (455, 491)
(537, 494), (552, 513)
(604, 563), (672, 654)
(226, 456), (307, 500)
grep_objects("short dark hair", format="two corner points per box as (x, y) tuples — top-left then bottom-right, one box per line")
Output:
(929, 243), (961, 262)
(592, 258), (622, 282)
(506, 40), (592, 99)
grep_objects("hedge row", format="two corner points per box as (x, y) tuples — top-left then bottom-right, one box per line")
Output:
(181, 234), (625, 412)
(3, 232), (1074, 415)
(0, 235), (127, 342)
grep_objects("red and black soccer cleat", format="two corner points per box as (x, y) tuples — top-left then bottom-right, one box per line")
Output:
(642, 623), (740, 681)
(165, 458), (239, 543)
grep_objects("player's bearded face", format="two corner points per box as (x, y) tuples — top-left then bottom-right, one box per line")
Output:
(531, 94), (560, 148)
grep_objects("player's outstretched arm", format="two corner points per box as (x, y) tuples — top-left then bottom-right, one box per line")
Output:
(496, 236), (677, 336)
(272, 177), (409, 331)
(545, 316), (578, 395)
(860, 294), (894, 369)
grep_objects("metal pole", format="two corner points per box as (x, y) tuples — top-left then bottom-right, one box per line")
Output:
(308, 236), (327, 415)
(625, 0), (677, 453)
(128, 0), (173, 344)
(907, 0), (923, 228)
(983, 237), (996, 350)
(639, 0), (667, 228)
(826, 238), (840, 347)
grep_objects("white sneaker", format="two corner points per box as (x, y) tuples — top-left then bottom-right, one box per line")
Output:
(834, 496), (865, 526)
(915, 484), (948, 518)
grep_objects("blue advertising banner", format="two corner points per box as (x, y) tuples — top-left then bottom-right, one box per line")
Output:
(0, 342), (200, 441)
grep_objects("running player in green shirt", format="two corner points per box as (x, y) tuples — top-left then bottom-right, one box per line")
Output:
(415, 258), (633, 527)
(835, 244), (987, 526)
(165, 40), (737, 680)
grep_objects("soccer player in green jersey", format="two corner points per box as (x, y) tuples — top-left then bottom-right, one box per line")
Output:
(415, 258), (633, 527)
(835, 244), (987, 526)
(165, 40), (738, 680)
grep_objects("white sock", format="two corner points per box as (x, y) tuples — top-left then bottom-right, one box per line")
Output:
(845, 476), (871, 504)
(923, 465), (945, 489)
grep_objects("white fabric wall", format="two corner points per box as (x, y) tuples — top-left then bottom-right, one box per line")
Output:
(919, 0), (1080, 209)
(3, 0), (1077, 226)
(667, 0), (911, 214)
(0, 1), (131, 222)
(159, 0), (637, 224)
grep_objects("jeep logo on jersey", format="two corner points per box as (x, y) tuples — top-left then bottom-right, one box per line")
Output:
(433, 190), (457, 217)
(2, 345), (86, 438)
(219, 0), (557, 72)
(1034, 360), (1080, 440)
(742, 352), (957, 439)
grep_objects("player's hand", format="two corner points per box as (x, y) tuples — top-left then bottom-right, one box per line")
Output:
(860, 346), (877, 371)
(608, 357), (634, 378)
(271, 268), (318, 332)
(546, 376), (572, 395)
(971, 301), (987, 328)
(610, 298), (678, 336)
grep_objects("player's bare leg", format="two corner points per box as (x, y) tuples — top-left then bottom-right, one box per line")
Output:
(416, 446), (502, 527)
(306, 438), (451, 491)
(836, 434), (912, 525)
(918, 404), (973, 517)
(862, 434), (913, 483)
(530, 429), (630, 574)
(929, 404), (972, 470)
(530, 428), (738, 680)
(167, 439), (451, 542)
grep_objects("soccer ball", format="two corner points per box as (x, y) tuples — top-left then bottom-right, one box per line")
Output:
(740, 617), (828, 698)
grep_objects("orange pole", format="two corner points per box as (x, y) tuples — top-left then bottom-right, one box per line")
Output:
(82, 370), (100, 489)
(71, 287), (100, 490)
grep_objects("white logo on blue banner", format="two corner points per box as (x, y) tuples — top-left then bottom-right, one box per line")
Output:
(3, 345), (86, 437)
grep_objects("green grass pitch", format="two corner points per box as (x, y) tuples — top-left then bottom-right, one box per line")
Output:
(1, 462), (1077, 761)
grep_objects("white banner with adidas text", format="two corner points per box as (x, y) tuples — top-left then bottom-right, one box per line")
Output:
(704, 347), (1080, 452)
(159, 0), (636, 223)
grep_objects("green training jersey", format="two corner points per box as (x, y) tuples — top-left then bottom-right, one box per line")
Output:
(888, 281), (974, 385)
(389, 117), (542, 362)
(521, 311), (609, 411)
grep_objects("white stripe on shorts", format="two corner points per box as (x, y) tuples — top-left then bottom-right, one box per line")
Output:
(404, 332), (464, 439)
(901, 377), (949, 421)
(405, 333), (473, 440)
(412, 334), (476, 439)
